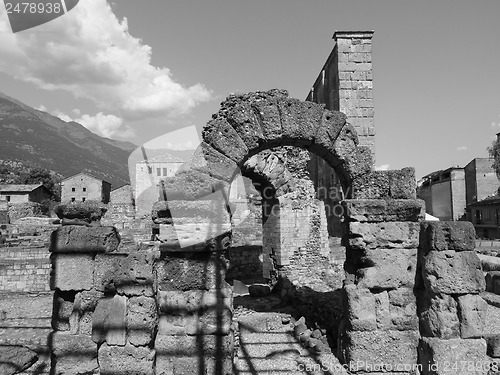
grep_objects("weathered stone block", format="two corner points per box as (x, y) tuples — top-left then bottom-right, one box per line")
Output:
(356, 248), (417, 289)
(344, 330), (419, 372)
(418, 293), (460, 339)
(313, 110), (347, 157)
(98, 343), (154, 375)
(162, 169), (230, 201)
(202, 116), (249, 164)
(92, 294), (127, 346)
(156, 252), (229, 291)
(190, 141), (239, 182)
(127, 296), (158, 346)
(457, 294), (487, 339)
(343, 145), (374, 180)
(155, 333), (233, 355)
(52, 291), (75, 331)
(389, 168), (417, 199)
(222, 98), (265, 151)
(479, 254), (500, 271)
(374, 290), (391, 329)
(50, 332), (98, 375)
(155, 334), (233, 374)
(351, 170), (389, 199)
(351, 168), (416, 199)
(348, 222), (420, 250)
(157, 287), (232, 335)
(485, 334), (500, 358)
(159, 226), (232, 253)
(486, 271), (500, 294)
(250, 90), (285, 142)
(388, 288), (419, 331)
(278, 97), (323, 144)
(343, 199), (425, 223)
(151, 201), (172, 225)
(51, 254), (94, 291)
(50, 226), (120, 253)
(420, 221), (476, 253)
(157, 314), (192, 336)
(71, 290), (104, 335)
(94, 251), (154, 296)
(54, 201), (107, 223)
(332, 124), (359, 169)
(0, 345), (37, 375)
(419, 337), (487, 375)
(344, 284), (376, 331)
(422, 250), (486, 294)
(156, 354), (234, 375)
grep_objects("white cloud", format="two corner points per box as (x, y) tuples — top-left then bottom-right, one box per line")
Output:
(457, 146), (467, 151)
(52, 109), (73, 122)
(0, 0), (211, 122)
(53, 110), (134, 139)
(36, 104), (47, 111)
(375, 164), (390, 171)
(76, 112), (134, 138)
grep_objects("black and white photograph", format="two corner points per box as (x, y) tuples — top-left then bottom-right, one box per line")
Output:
(0, 1), (500, 374)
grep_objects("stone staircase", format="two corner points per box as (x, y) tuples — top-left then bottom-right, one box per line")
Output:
(233, 312), (348, 375)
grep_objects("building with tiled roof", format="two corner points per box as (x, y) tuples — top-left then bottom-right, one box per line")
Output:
(0, 184), (51, 203)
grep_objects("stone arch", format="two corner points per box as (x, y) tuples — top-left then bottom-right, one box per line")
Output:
(197, 89), (373, 194)
(169, 90), (375, 285)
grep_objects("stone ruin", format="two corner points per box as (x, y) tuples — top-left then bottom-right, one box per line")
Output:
(43, 88), (499, 375)
(2, 31), (500, 375)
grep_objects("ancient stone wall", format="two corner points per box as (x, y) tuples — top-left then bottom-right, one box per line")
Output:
(8, 202), (45, 222)
(340, 175), (424, 373)
(49, 203), (233, 375)
(0, 246), (51, 293)
(307, 31), (375, 156)
(417, 221), (488, 375)
(44, 89), (493, 374)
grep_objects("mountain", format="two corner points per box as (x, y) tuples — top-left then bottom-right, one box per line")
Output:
(0, 92), (136, 188)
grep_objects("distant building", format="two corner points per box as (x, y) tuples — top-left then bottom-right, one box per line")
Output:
(417, 167), (466, 221)
(61, 172), (111, 203)
(135, 153), (184, 200)
(468, 196), (500, 239)
(0, 184), (51, 204)
(464, 158), (500, 205)
(418, 158), (500, 222)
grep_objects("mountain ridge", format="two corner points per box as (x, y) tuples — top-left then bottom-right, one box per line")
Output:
(0, 93), (135, 187)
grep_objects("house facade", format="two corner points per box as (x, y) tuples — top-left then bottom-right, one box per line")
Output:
(0, 184), (51, 204)
(61, 173), (111, 203)
(135, 154), (185, 200)
(417, 167), (466, 221)
(468, 197), (500, 239)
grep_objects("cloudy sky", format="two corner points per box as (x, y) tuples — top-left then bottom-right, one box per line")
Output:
(0, 0), (499, 179)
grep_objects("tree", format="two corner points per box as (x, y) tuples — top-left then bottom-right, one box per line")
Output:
(20, 167), (61, 201)
(488, 138), (500, 196)
(488, 137), (500, 177)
